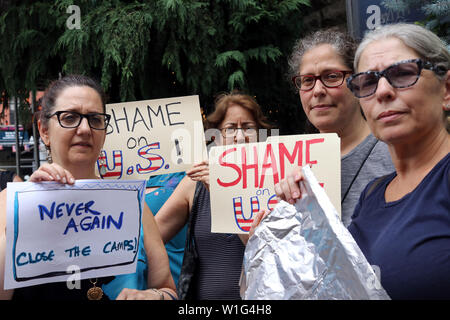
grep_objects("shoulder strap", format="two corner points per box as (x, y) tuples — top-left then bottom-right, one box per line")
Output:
(342, 138), (378, 204)
(177, 181), (202, 300)
(186, 181), (203, 250)
(364, 174), (390, 200)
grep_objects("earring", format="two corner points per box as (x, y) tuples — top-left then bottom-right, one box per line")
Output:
(46, 145), (53, 164)
(98, 152), (107, 176)
(444, 104), (450, 111)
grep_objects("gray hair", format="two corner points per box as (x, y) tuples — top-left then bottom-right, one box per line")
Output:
(287, 27), (358, 89)
(355, 23), (450, 132)
(354, 23), (450, 79)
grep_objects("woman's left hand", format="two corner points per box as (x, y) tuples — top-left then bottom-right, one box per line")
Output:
(29, 163), (75, 184)
(116, 288), (166, 300)
(186, 160), (210, 191)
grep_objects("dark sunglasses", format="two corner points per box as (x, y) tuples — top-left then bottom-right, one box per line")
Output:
(346, 59), (445, 98)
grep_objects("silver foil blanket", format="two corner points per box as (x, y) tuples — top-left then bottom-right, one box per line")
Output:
(241, 166), (390, 300)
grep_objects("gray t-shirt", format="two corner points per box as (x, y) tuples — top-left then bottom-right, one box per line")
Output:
(341, 134), (395, 227)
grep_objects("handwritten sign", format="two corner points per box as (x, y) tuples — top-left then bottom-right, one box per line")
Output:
(209, 133), (341, 234)
(4, 179), (145, 289)
(97, 95), (208, 180)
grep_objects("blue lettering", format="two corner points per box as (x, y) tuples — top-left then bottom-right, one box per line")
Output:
(82, 246), (91, 256)
(56, 202), (65, 218)
(75, 202), (84, 215)
(90, 216), (100, 230)
(103, 239), (134, 254)
(84, 200), (101, 215)
(66, 203), (75, 216)
(38, 202), (55, 220)
(103, 241), (112, 253)
(63, 218), (79, 235)
(107, 212), (123, 230)
(16, 251), (54, 266)
(16, 252), (28, 266)
(80, 216), (92, 231)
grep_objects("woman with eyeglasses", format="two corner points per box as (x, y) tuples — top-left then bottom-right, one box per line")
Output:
(344, 23), (450, 299)
(154, 92), (272, 300)
(0, 75), (177, 300)
(276, 28), (394, 227)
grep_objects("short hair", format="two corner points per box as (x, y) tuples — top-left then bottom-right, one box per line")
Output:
(39, 74), (106, 127)
(287, 27), (359, 133)
(287, 27), (358, 89)
(206, 91), (272, 130)
(354, 23), (450, 79)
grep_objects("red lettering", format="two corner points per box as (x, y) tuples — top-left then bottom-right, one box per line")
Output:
(279, 141), (303, 179)
(217, 148), (242, 187)
(259, 143), (280, 188)
(242, 146), (259, 189)
(306, 138), (324, 166)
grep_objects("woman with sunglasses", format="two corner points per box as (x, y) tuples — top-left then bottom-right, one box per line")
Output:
(0, 75), (177, 300)
(345, 23), (450, 299)
(155, 92), (272, 300)
(278, 28), (394, 226)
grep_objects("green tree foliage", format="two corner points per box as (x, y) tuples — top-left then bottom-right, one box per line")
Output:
(381, 0), (449, 48)
(0, 0), (311, 133)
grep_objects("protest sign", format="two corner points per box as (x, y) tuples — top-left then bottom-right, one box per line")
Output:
(4, 179), (145, 289)
(209, 133), (340, 234)
(97, 95), (208, 180)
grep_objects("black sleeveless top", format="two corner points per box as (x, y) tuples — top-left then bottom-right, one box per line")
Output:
(191, 183), (245, 300)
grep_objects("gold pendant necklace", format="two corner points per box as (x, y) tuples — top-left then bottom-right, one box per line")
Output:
(87, 278), (103, 300)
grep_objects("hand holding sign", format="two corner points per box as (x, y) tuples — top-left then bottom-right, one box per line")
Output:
(186, 160), (210, 191)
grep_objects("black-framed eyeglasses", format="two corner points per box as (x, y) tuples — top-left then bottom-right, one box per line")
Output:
(220, 126), (258, 138)
(292, 70), (353, 91)
(47, 111), (111, 130)
(346, 58), (444, 98)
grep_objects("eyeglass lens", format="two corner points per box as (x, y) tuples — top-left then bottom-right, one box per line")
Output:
(295, 71), (346, 90)
(349, 60), (421, 98)
(58, 111), (108, 129)
(223, 127), (257, 137)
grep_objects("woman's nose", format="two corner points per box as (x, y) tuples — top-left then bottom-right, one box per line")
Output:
(312, 78), (327, 96)
(234, 128), (246, 144)
(374, 77), (396, 102)
(77, 117), (91, 134)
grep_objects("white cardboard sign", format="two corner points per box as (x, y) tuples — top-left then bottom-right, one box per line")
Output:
(97, 95), (208, 180)
(4, 179), (145, 289)
(209, 133), (341, 234)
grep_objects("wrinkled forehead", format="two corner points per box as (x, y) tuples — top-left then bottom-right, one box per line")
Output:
(357, 37), (420, 72)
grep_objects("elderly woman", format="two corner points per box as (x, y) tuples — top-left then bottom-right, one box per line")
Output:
(0, 75), (176, 300)
(249, 23), (449, 300)
(278, 28), (394, 226)
(155, 92), (272, 300)
(345, 23), (450, 300)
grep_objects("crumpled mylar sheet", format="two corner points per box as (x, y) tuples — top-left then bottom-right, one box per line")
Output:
(241, 166), (390, 300)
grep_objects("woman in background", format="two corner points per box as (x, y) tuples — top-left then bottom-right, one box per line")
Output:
(155, 92), (272, 300)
